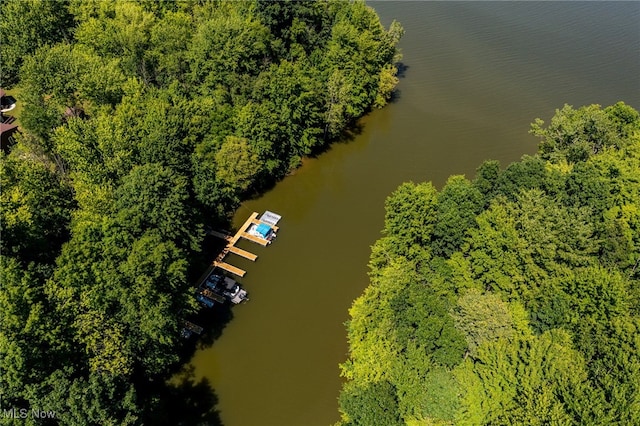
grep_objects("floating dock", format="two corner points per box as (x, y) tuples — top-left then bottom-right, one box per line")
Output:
(228, 246), (258, 261)
(214, 261), (247, 277)
(239, 232), (270, 247)
(183, 321), (203, 335)
(201, 288), (226, 304)
(210, 211), (281, 277)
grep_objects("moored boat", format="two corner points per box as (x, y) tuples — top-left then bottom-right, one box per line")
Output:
(205, 273), (248, 304)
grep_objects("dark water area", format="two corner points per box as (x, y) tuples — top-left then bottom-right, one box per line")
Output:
(187, 2), (640, 425)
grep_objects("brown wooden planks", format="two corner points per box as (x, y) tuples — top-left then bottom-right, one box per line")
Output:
(228, 246), (258, 261)
(213, 261), (246, 277)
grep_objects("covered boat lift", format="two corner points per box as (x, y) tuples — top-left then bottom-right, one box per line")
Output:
(209, 211), (282, 276)
(259, 211), (282, 226)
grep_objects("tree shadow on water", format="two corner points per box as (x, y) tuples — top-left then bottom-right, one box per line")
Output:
(306, 119), (366, 159)
(387, 62), (409, 105)
(388, 88), (403, 104)
(396, 61), (409, 79)
(141, 304), (234, 426)
(145, 365), (224, 426)
(141, 294), (235, 425)
(193, 302), (234, 349)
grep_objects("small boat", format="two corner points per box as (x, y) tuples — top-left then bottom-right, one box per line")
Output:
(247, 222), (276, 243)
(181, 321), (203, 338)
(206, 273), (248, 304)
(196, 293), (215, 308)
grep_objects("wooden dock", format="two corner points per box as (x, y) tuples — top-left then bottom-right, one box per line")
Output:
(250, 217), (279, 232)
(228, 246), (258, 261)
(240, 232), (270, 246)
(232, 212), (259, 244)
(201, 288), (226, 303)
(208, 212), (279, 277)
(208, 230), (232, 241)
(213, 260), (247, 277)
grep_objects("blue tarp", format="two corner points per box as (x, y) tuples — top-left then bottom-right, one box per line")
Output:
(256, 223), (271, 238)
(197, 294), (215, 308)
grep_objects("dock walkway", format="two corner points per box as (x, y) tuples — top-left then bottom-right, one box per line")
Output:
(228, 246), (258, 261)
(209, 212), (279, 277)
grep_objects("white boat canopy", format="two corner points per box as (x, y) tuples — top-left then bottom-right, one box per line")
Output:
(260, 211), (282, 226)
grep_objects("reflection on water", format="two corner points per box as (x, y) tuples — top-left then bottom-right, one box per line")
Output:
(189, 2), (640, 425)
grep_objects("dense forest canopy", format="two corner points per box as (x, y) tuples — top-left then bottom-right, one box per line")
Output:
(0, 1), (402, 424)
(337, 102), (640, 425)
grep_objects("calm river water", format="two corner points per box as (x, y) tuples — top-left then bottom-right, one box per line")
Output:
(189, 2), (640, 425)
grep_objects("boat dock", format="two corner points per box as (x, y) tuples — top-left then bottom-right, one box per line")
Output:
(201, 288), (226, 304)
(209, 211), (281, 277)
(183, 321), (203, 335)
(213, 261), (246, 277)
(228, 245), (258, 261)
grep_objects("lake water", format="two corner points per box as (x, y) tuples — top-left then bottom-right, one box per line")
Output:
(188, 2), (640, 425)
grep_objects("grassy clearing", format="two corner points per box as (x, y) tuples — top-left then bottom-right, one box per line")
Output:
(4, 86), (24, 125)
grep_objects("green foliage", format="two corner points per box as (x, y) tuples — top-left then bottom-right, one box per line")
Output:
(0, 149), (74, 264)
(451, 289), (517, 356)
(391, 344), (461, 423)
(495, 155), (548, 200)
(0, 258), (50, 400)
(342, 258), (408, 384)
(454, 330), (591, 425)
(383, 182), (438, 252)
(432, 176), (484, 258)
(0, 0), (74, 87)
(340, 102), (640, 425)
(187, 6), (270, 91)
(214, 136), (261, 195)
(73, 1), (156, 82)
(324, 69), (354, 140)
(321, 2), (404, 137)
(251, 60), (325, 156)
(392, 280), (465, 368)
(47, 214), (197, 381)
(255, 0), (332, 58)
(114, 163), (200, 248)
(531, 102), (640, 163)
(113, 87), (192, 173)
(339, 380), (403, 426)
(33, 368), (140, 426)
(2, 1), (403, 424)
(472, 159), (501, 201)
(19, 43), (126, 143)
(374, 64), (400, 108)
(146, 10), (194, 86)
(341, 253), (465, 424)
